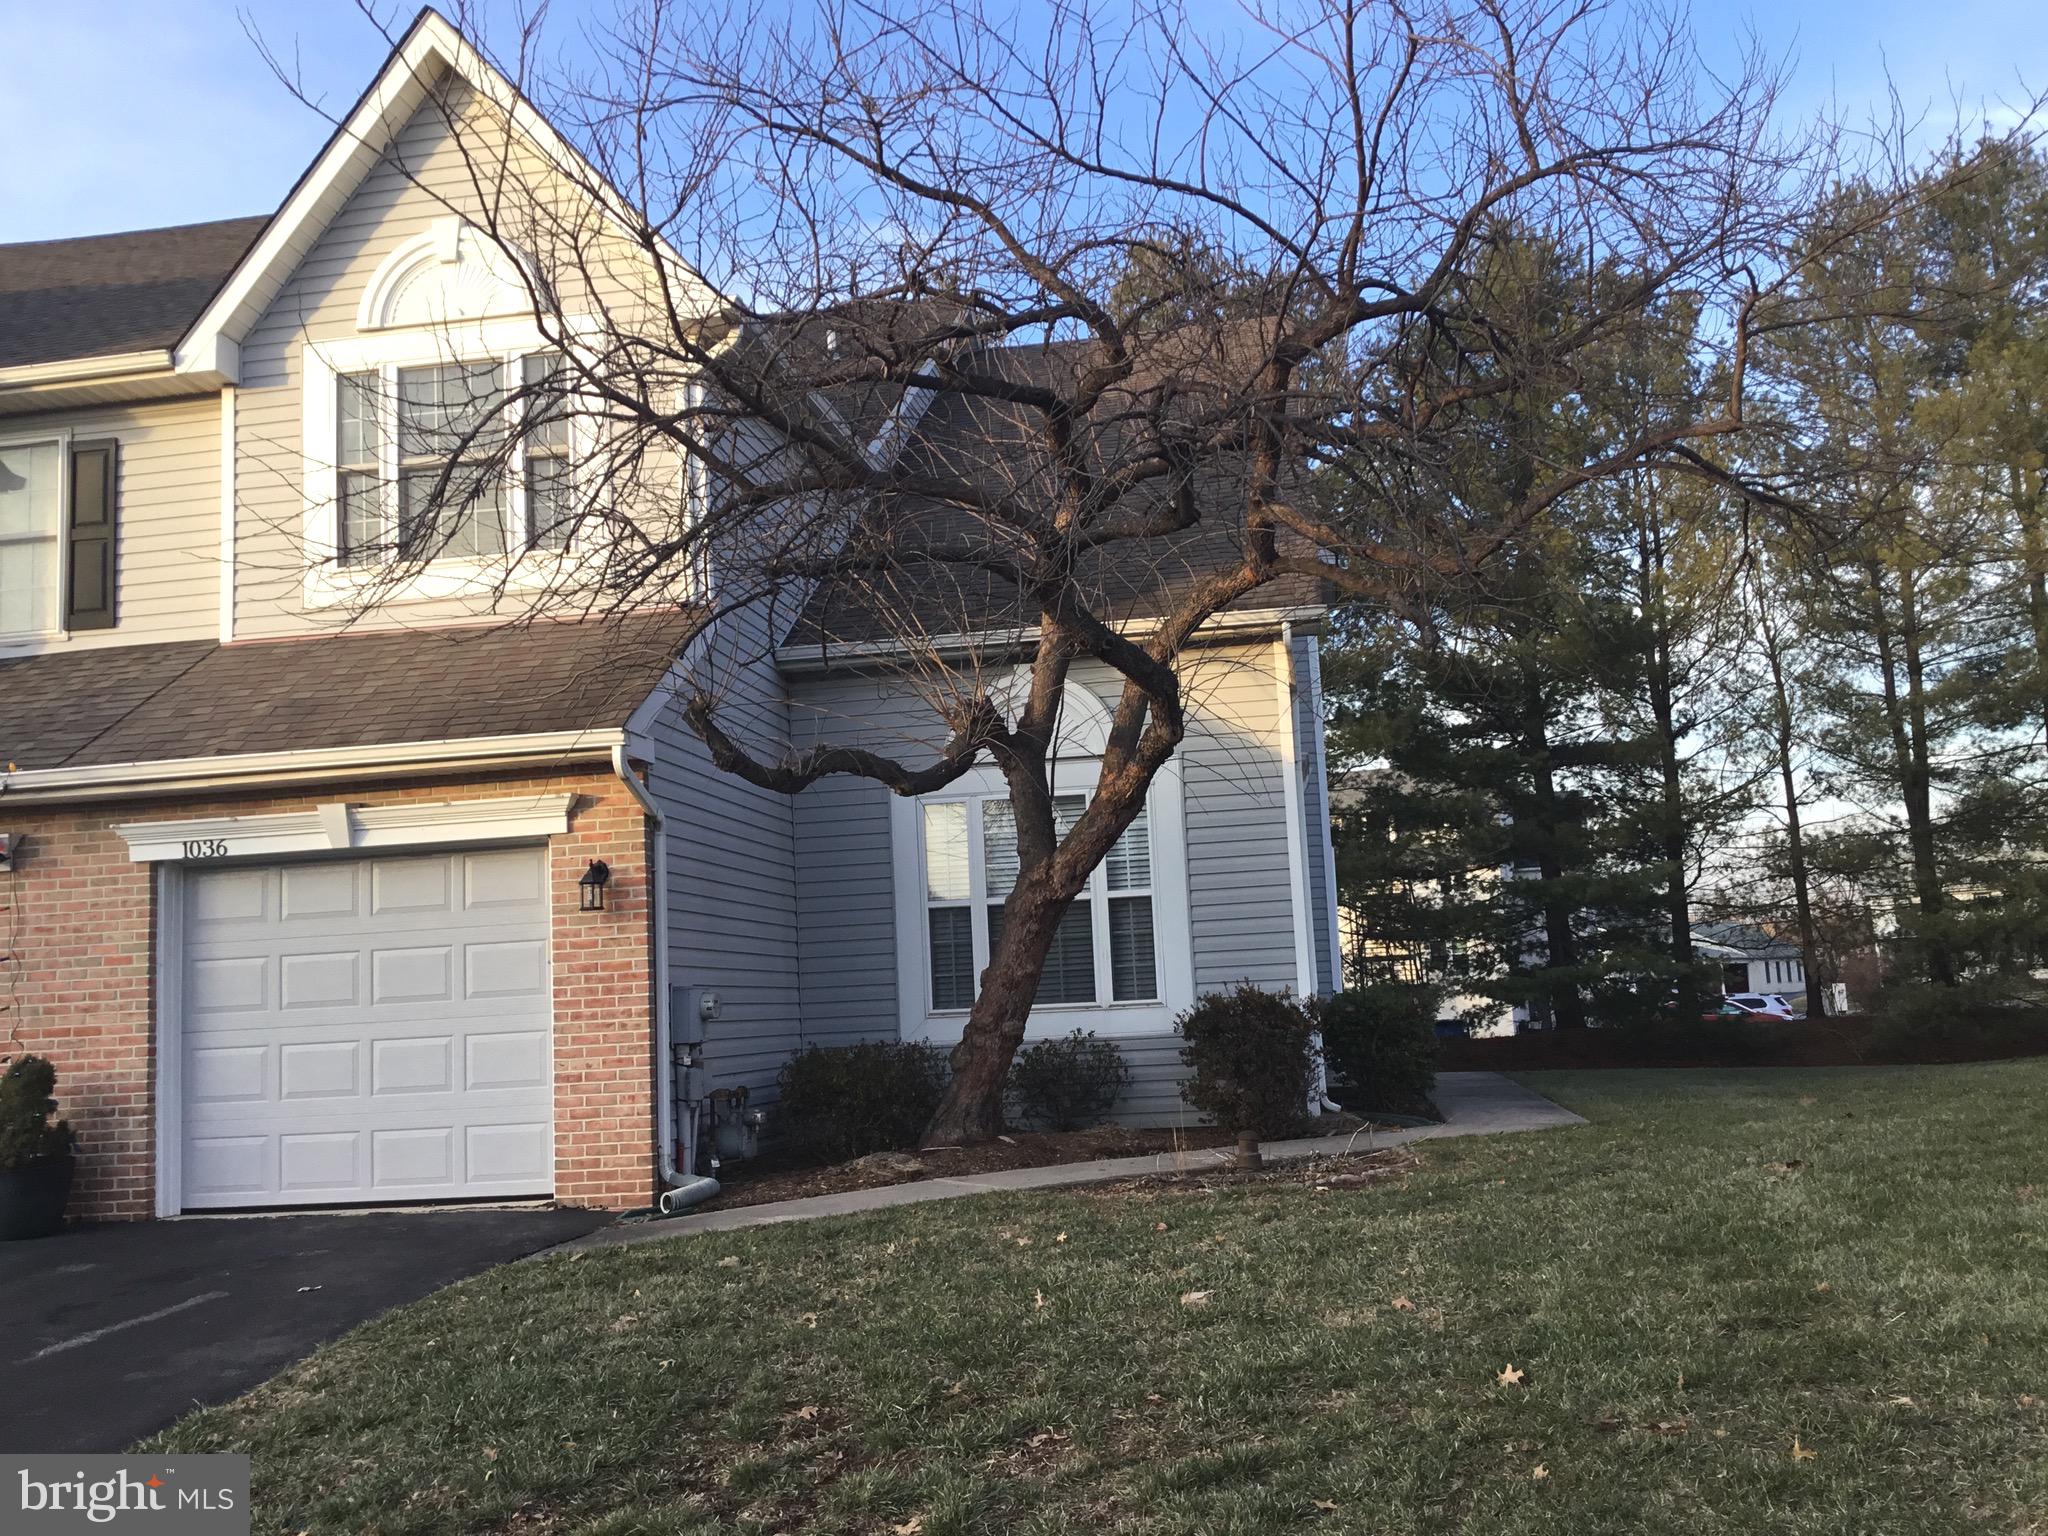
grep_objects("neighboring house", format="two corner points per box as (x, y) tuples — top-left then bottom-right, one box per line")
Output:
(0, 12), (1338, 1220)
(1692, 922), (1808, 1001)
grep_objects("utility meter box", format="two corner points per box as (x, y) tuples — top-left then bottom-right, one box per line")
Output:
(670, 985), (723, 1045)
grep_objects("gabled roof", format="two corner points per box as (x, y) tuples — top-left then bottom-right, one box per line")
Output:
(786, 336), (1327, 651)
(0, 612), (691, 776)
(174, 6), (716, 380)
(0, 217), (268, 370)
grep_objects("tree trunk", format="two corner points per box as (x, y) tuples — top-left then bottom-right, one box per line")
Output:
(1868, 561), (1951, 984)
(1525, 712), (1586, 1030)
(1638, 509), (1695, 1012)
(1756, 586), (1823, 1011)
(924, 875), (1072, 1144)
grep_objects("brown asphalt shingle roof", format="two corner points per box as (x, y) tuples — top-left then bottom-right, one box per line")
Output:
(0, 216), (271, 370)
(0, 612), (692, 774)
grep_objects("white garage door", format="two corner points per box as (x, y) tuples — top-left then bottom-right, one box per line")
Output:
(178, 847), (553, 1210)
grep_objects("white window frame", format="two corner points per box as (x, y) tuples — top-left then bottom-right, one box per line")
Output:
(890, 756), (1194, 1042)
(300, 320), (607, 609)
(0, 428), (71, 643)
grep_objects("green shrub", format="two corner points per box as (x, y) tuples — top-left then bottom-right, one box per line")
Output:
(775, 1040), (948, 1163)
(1008, 1030), (1132, 1131)
(1872, 978), (2048, 1057)
(0, 1055), (75, 1171)
(1313, 984), (1439, 1118)
(1176, 984), (1315, 1138)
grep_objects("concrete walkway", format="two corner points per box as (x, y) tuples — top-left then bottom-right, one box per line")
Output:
(564, 1072), (1582, 1253)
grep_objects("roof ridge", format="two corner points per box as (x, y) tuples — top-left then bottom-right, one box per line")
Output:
(0, 214), (270, 254)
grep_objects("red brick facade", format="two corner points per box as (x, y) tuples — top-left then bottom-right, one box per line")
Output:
(0, 766), (660, 1220)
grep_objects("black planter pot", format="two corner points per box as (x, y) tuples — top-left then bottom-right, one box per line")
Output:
(0, 1153), (75, 1241)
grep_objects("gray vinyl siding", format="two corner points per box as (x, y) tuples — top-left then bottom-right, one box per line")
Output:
(1105, 1034), (1203, 1127)
(1294, 631), (1338, 994)
(786, 673), (942, 1048)
(1181, 640), (1300, 993)
(783, 640), (1304, 1123)
(637, 596), (803, 1103)
(0, 394), (221, 655)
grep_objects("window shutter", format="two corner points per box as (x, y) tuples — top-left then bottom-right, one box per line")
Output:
(65, 438), (117, 630)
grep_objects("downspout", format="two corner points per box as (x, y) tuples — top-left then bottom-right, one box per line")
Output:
(1279, 623), (1343, 1118)
(610, 743), (720, 1214)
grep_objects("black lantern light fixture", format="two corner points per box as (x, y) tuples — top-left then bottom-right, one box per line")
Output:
(578, 859), (612, 912)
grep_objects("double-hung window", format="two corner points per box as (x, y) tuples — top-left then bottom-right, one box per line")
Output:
(920, 786), (1160, 1013)
(332, 350), (573, 568)
(0, 440), (62, 636)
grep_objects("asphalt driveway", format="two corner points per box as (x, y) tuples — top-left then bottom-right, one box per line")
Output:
(0, 1206), (608, 1452)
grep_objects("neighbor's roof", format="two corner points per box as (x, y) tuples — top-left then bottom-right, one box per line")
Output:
(1692, 921), (1802, 959)
(0, 611), (690, 774)
(0, 216), (271, 370)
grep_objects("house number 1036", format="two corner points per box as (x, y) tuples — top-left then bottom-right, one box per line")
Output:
(181, 838), (230, 860)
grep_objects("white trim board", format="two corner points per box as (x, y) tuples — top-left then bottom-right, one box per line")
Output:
(113, 793), (576, 863)
(1275, 628), (1318, 998)
(0, 728), (624, 802)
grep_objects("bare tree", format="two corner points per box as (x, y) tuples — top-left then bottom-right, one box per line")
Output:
(281, 0), (1829, 1141)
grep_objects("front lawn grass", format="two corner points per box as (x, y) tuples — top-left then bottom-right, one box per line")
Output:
(152, 1063), (2048, 1533)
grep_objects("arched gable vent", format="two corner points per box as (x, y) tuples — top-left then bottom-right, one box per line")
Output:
(357, 215), (544, 331)
(997, 669), (1114, 759)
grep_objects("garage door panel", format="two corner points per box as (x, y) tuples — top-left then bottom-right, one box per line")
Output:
(466, 1030), (548, 1090)
(280, 1132), (361, 1192)
(179, 848), (554, 1211)
(466, 940), (546, 999)
(280, 951), (360, 1009)
(280, 862), (359, 919)
(188, 1044), (268, 1105)
(372, 1035), (453, 1095)
(372, 945), (453, 1004)
(279, 1040), (360, 1100)
(465, 849), (547, 908)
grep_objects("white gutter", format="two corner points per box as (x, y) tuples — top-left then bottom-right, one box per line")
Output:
(774, 605), (1328, 673)
(0, 349), (175, 392)
(0, 729), (626, 804)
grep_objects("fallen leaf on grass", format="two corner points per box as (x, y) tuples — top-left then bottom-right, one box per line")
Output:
(717, 1255), (741, 1268)
(1814, 1282), (1832, 1293)
(1889, 1396), (1914, 1406)
(482, 1448), (498, 1462)
(609, 1314), (640, 1333)
(1034, 1290), (1047, 1310)
(794, 1405), (822, 1422)
(892, 1519), (925, 1535)
(2022, 1395), (2039, 1408)
(1154, 1222), (1169, 1233)
(1391, 1296), (1417, 1312)
(1055, 1232), (1068, 1243)
(1497, 1364), (1526, 1387)
(1531, 1465), (1549, 1481)
(945, 1380), (967, 1397)
(1180, 1290), (1213, 1308)
(1312, 1498), (1341, 1512)
(1791, 1437), (1818, 1462)
(798, 1312), (819, 1329)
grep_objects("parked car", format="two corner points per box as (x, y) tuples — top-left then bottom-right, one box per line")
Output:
(1724, 993), (1800, 1021)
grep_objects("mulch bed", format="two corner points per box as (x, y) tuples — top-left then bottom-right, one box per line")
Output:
(1438, 1014), (2048, 1072)
(707, 1115), (1394, 1211)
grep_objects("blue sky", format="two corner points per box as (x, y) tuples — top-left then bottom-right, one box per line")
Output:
(2, 0), (2042, 243)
